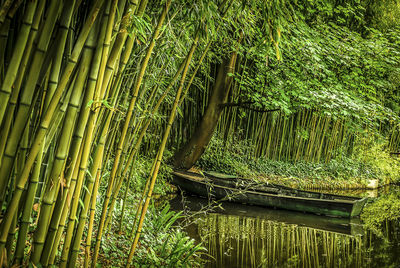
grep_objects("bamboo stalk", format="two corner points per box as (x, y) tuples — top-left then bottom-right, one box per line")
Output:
(127, 3), (196, 262)
(0, 0), (37, 125)
(0, 0), (105, 259)
(30, 1), (78, 263)
(0, 0), (60, 206)
(39, 18), (105, 265)
(104, 33), (202, 233)
(59, 3), (118, 267)
(84, 169), (102, 268)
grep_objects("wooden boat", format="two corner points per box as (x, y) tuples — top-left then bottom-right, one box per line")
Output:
(171, 170), (369, 218)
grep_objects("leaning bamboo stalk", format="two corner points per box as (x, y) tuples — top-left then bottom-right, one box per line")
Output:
(0, 0), (105, 258)
(103, 58), (188, 233)
(68, 112), (113, 268)
(105, 33), (203, 233)
(84, 169), (101, 268)
(106, 59), (195, 234)
(95, 0), (118, 104)
(59, 126), (98, 268)
(96, 0), (137, 128)
(127, 13), (198, 265)
(99, 0), (147, 193)
(0, 0), (60, 206)
(13, 143), (43, 265)
(0, 0), (13, 26)
(0, 0), (37, 125)
(68, 18), (135, 265)
(41, 11), (108, 264)
(5, 126), (29, 263)
(29, 1), (78, 263)
(59, 4), (119, 267)
(178, 41), (211, 107)
(93, 2), (175, 265)
(47, 147), (83, 265)
(0, 0), (45, 167)
(34, 17), (97, 268)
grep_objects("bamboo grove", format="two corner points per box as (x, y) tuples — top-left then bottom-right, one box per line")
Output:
(171, 5), (400, 164)
(0, 0), (238, 266)
(0, 0), (399, 266)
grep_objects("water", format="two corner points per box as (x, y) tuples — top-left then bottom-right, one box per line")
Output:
(170, 188), (400, 267)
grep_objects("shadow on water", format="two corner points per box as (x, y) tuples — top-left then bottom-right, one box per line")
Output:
(170, 188), (400, 268)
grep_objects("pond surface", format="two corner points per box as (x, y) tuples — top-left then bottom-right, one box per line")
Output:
(170, 187), (400, 267)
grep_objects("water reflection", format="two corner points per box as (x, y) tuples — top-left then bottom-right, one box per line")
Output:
(197, 214), (363, 267)
(171, 194), (400, 267)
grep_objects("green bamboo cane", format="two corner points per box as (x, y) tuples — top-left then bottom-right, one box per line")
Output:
(178, 41), (211, 108)
(104, 85), (159, 209)
(59, 2), (119, 266)
(94, 2), (177, 265)
(94, 0), (118, 104)
(59, 128), (97, 268)
(95, 0), (147, 199)
(102, 56), (189, 233)
(68, 111), (113, 268)
(43, 1), (77, 110)
(0, 0), (45, 167)
(87, 0), (125, 144)
(0, 0), (37, 125)
(13, 142), (43, 265)
(71, 0), (134, 242)
(84, 169), (101, 268)
(31, 3), (98, 264)
(106, 35), (206, 232)
(0, 0), (60, 206)
(104, 53), (197, 233)
(30, 0), (77, 259)
(5, 125), (29, 263)
(41, 10), (108, 264)
(0, 0), (105, 259)
(47, 147), (83, 266)
(127, 9), (198, 264)
(68, 13), (135, 263)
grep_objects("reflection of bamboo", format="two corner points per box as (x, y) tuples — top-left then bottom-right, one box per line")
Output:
(196, 213), (366, 267)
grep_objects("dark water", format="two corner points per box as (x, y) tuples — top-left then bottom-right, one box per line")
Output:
(170, 187), (400, 268)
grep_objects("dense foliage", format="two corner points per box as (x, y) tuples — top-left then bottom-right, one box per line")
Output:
(198, 134), (400, 187)
(361, 188), (400, 236)
(0, 0), (398, 267)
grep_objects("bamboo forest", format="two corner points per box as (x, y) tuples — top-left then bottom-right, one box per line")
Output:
(0, 0), (399, 267)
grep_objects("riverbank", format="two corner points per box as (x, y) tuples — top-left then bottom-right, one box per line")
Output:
(194, 136), (400, 191)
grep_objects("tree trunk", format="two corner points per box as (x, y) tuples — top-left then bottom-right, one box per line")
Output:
(173, 51), (238, 170)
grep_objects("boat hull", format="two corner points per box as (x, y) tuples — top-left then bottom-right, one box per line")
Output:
(172, 171), (368, 218)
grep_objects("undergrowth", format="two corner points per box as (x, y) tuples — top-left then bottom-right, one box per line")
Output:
(94, 156), (203, 267)
(361, 188), (400, 237)
(197, 134), (400, 188)
(96, 199), (204, 267)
